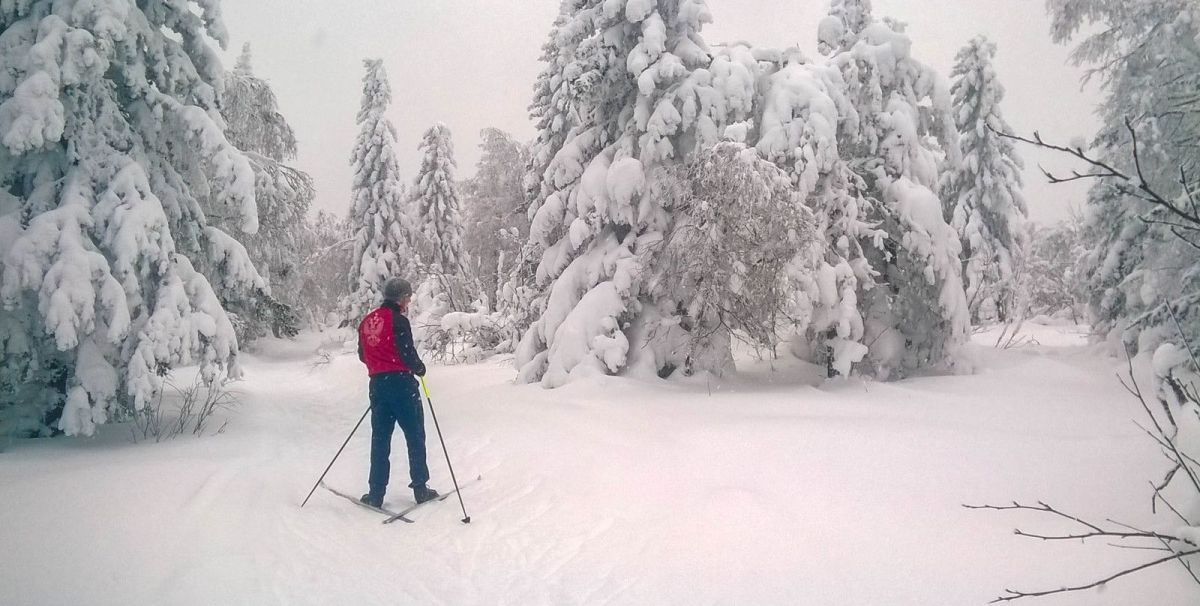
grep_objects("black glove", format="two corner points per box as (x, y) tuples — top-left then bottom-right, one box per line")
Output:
(414, 362), (427, 377)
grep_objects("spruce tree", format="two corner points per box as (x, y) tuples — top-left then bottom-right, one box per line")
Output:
(413, 123), (465, 275)
(517, 0), (747, 386)
(342, 59), (414, 325)
(504, 0), (608, 360)
(750, 47), (879, 378)
(819, 1), (970, 378)
(0, 0), (262, 437)
(220, 43), (314, 339)
(940, 36), (1028, 323)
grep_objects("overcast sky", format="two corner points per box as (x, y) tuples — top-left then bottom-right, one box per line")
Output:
(221, 0), (1100, 224)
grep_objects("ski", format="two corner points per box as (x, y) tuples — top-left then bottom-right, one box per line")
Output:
(320, 482), (414, 523)
(382, 475), (482, 525)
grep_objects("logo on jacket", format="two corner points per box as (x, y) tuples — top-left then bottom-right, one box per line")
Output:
(363, 313), (386, 347)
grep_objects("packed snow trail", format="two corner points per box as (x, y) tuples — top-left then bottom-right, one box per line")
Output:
(1, 324), (1195, 605)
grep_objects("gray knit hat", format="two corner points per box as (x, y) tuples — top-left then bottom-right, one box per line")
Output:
(382, 277), (413, 302)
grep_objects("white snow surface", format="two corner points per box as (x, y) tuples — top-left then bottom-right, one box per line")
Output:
(1, 326), (1195, 605)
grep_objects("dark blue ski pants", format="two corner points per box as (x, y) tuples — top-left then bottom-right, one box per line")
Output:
(368, 372), (429, 497)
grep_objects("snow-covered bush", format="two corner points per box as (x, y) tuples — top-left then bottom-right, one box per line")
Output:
(130, 374), (236, 443)
(746, 47), (878, 378)
(655, 141), (817, 375)
(1020, 221), (1085, 322)
(0, 0), (262, 437)
(418, 309), (505, 365)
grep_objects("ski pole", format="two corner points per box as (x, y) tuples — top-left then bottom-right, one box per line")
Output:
(300, 404), (371, 508)
(420, 376), (471, 524)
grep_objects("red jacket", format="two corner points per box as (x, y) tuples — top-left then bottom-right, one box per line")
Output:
(357, 302), (426, 377)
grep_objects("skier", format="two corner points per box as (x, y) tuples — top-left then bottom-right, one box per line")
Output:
(357, 277), (440, 507)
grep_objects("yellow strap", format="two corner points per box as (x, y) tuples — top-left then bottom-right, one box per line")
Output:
(419, 375), (432, 399)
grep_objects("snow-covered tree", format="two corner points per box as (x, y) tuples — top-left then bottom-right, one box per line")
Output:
(1046, 0), (1200, 353)
(461, 128), (530, 311)
(500, 0), (608, 356)
(0, 0), (262, 437)
(220, 43), (314, 339)
(820, 4), (970, 378)
(516, 0), (745, 386)
(515, 0), (972, 385)
(818, 0), (874, 55)
(998, 6), (1200, 590)
(1021, 221), (1084, 322)
(342, 59), (414, 325)
(413, 123), (465, 276)
(940, 36), (1028, 323)
(297, 211), (354, 327)
(413, 128), (528, 363)
(742, 44), (879, 378)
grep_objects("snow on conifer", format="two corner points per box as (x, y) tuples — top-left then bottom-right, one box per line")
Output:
(818, 0), (874, 55)
(501, 1), (600, 352)
(939, 37), (1028, 323)
(515, 0), (976, 385)
(341, 59), (414, 325)
(220, 43), (314, 339)
(413, 123), (465, 275)
(461, 128), (530, 312)
(820, 4), (970, 378)
(1047, 0), (1200, 352)
(750, 49), (879, 378)
(517, 0), (745, 386)
(0, 0), (261, 437)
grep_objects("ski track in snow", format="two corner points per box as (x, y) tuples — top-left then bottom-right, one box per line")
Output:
(1, 323), (1196, 605)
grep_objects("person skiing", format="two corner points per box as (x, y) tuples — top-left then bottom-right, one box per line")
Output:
(357, 277), (439, 507)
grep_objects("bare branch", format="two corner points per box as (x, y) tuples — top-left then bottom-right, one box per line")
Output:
(992, 122), (1200, 231)
(1181, 166), (1200, 218)
(990, 548), (1200, 603)
(962, 501), (1102, 534)
(1169, 229), (1200, 253)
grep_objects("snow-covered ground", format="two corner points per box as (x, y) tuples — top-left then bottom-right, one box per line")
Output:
(2, 321), (1195, 605)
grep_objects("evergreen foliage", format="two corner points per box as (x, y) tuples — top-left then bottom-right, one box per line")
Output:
(342, 59), (415, 326)
(940, 36), (1029, 323)
(0, 0), (262, 437)
(220, 43), (313, 340)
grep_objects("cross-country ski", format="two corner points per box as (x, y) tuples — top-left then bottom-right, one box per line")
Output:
(320, 482), (414, 523)
(383, 475), (483, 524)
